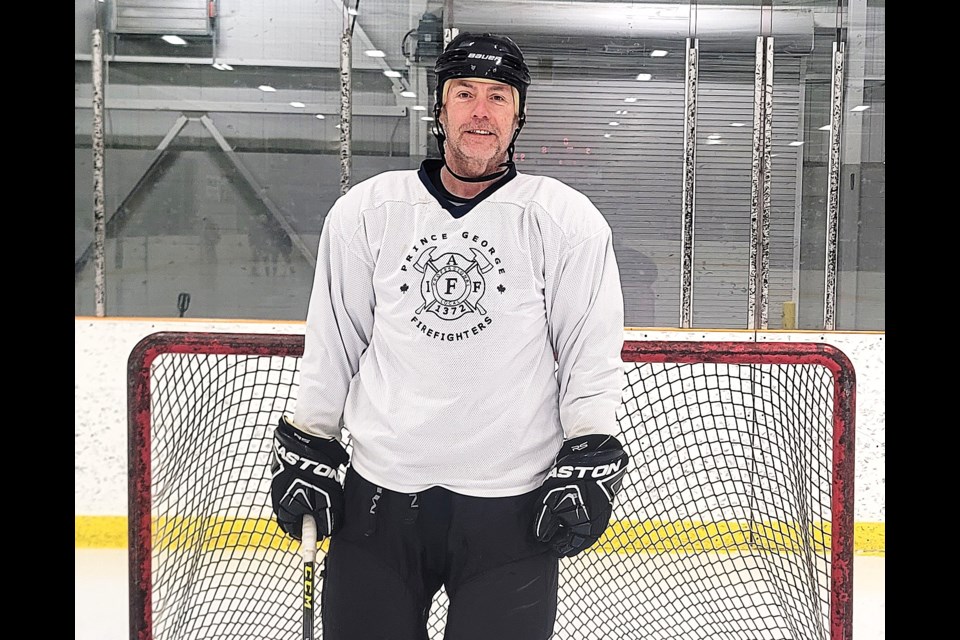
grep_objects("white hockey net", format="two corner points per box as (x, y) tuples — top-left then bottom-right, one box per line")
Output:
(127, 332), (855, 640)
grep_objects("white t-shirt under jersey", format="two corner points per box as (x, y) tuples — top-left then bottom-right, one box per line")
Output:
(293, 160), (625, 497)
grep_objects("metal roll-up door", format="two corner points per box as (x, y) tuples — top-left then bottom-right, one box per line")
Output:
(513, 52), (802, 329)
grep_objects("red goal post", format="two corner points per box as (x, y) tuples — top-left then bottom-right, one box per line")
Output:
(127, 332), (855, 640)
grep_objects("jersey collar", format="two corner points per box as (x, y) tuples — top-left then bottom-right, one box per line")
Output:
(417, 158), (517, 218)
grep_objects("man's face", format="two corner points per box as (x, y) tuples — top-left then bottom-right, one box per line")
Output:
(439, 78), (519, 178)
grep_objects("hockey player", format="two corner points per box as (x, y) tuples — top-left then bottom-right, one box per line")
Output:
(269, 32), (630, 640)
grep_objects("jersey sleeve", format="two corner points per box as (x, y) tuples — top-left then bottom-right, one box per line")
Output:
(292, 201), (375, 440)
(547, 225), (625, 441)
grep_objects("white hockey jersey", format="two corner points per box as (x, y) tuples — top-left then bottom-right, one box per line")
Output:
(293, 160), (625, 497)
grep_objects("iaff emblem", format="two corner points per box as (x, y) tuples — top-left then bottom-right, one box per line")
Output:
(414, 247), (492, 320)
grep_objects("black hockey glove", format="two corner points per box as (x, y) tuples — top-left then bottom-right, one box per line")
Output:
(270, 416), (350, 540)
(533, 434), (629, 558)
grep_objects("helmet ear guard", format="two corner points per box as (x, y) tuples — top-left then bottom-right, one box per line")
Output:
(432, 32), (531, 183)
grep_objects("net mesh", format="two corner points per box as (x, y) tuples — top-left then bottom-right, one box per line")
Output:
(129, 334), (852, 640)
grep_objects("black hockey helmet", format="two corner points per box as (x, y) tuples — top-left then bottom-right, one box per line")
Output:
(434, 32), (531, 119)
(432, 32), (531, 183)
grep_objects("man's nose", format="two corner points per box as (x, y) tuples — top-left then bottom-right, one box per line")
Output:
(470, 99), (492, 119)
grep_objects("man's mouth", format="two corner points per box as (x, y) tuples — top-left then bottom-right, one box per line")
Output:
(464, 129), (496, 136)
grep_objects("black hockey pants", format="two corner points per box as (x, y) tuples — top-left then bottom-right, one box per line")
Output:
(320, 466), (559, 640)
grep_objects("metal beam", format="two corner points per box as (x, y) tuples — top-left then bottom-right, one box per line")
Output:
(448, 1), (815, 50)
(198, 115), (317, 269)
(678, 37), (698, 329)
(74, 53), (371, 70)
(74, 98), (406, 117)
(326, 0), (407, 96)
(75, 115), (190, 278)
(75, 111), (320, 281)
(837, 0), (868, 329)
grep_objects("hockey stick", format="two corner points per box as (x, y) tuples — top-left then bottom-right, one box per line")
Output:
(301, 514), (318, 640)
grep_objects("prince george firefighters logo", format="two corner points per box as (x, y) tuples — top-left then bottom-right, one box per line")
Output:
(414, 247), (492, 320)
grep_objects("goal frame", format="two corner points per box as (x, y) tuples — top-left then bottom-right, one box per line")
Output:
(127, 331), (856, 640)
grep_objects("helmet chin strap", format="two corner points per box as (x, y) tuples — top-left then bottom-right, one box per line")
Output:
(443, 160), (510, 184)
(437, 120), (525, 184)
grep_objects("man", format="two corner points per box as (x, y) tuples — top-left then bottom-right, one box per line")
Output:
(269, 32), (629, 640)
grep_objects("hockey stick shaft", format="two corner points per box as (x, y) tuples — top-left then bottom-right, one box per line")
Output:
(301, 515), (318, 640)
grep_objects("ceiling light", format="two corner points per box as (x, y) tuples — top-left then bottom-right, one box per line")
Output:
(707, 139), (722, 145)
(730, 122), (746, 127)
(635, 73), (652, 81)
(212, 62), (233, 71)
(400, 90), (417, 98)
(603, 133), (612, 138)
(383, 70), (402, 78)
(651, 50), (668, 57)
(819, 124), (831, 131)
(162, 35), (187, 45)
(851, 105), (870, 112)
(788, 141), (804, 146)
(290, 102), (305, 108)
(624, 97), (638, 103)
(708, 134), (721, 139)
(412, 105), (427, 111)
(421, 116), (435, 121)
(315, 114), (325, 120)
(609, 122), (620, 126)
(364, 50), (386, 58)
(258, 85), (276, 92)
